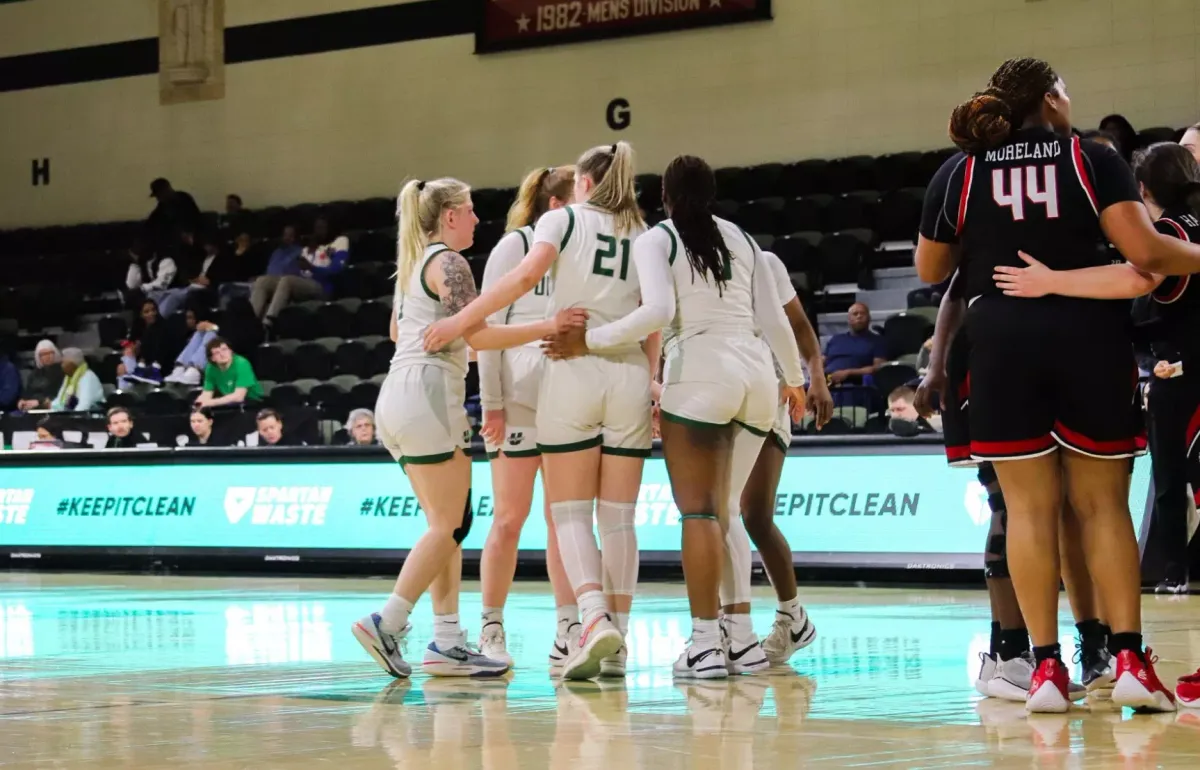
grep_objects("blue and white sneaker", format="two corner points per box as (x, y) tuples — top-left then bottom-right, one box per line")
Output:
(422, 630), (510, 678)
(351, 613), (411, 678)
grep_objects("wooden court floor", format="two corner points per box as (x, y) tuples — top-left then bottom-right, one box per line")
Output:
(1, 573), (1198, 769)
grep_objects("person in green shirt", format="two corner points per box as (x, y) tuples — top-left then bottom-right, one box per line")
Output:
(196, 336), (263, 407)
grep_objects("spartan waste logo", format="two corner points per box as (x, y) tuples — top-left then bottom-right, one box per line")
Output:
(0, 489), (34, 525)
(224, 486), (332, 526)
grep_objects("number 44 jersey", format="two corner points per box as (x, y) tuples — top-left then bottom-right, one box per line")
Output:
(534, 203), (648, 354)
(919, 127), (1142, 300)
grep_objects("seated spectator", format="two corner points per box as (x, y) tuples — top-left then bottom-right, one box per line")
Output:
(1098, 114), (1137, 161)
(252, 217), (349, 327)
(256, 408), (301, 446)
(164, 309), (220, 385)
(17, 340), (64, 410)
(186, 406), (226, 446)
(146, 177), (201, 257)
(196, 336), (263, 407)
(0, 339), (18, 412)
(125, 239), (176, 309)
(218, 194), (251, 243)
(824, 302), (888, 404)
(887, 386), (940, 435)
(250, 224), (306, 322)
(118, 299), (170, 386)
(345, 408), (378, 445)
(104, 406), (140, 448)
(301, 215), (350, 290)
(50, 348), (103, 412)
(31, 417), (66, 449)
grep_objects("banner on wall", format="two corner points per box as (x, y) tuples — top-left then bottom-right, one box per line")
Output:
(0, 451), (1153, 568)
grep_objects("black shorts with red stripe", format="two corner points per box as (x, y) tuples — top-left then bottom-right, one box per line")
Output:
(941, 330), (974, 467)
(966, 295), (1145, 462)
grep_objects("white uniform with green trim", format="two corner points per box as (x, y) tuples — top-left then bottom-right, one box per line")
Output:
(763, 251), (799, 452)
(375, 242), (472, 465)
(478, 225), (549, 458)
(650, 219), (781, 436)
(532, 203), (652, 455)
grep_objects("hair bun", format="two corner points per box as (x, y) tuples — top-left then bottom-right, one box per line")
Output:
(949, 92), (1013, 154)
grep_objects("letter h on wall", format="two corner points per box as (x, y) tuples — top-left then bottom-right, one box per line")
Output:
(31, 158), (50, 186)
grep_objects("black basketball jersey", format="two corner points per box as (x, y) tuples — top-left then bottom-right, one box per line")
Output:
(920, 127), (1142, 300)
(1150, 207), (1200, 357)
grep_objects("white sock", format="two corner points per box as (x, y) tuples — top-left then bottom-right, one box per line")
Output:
(613, 611), (630, 638)
(578, 590), (608, 623)
(551, 500), (602, 592)
(379, 594), (414, 634)
(778, 597), (801, 621)
(557, 604), (579, 632)
(482, 606), (504, 628)
(725, 613), (753, 639)
(692, 618), (720, 647)
(721, 514), (753, 608)
(597, 499), (639, 599)
(433, 613), (461, 648)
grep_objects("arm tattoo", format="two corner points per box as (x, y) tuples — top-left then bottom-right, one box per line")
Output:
(439, 252), (479, 315)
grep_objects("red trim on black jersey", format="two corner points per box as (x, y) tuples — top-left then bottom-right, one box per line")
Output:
(1159, 217), (1190, 242)
(970, 434), (1056, 459)
(957, 372), (970, 403)
(955, 156), (975, 235)
(1154, 275), (1189, 304)
(1186, 404), (1200, 458)
(1052, 421), (1140, 456)
(1070, 136), (1099, 216)
(945, 444), (972, 463)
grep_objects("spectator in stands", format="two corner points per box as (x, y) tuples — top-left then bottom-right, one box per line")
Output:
(146, 178), (201, 257)
(1099, 114), (1137, 162)
(104, 406), (140, 448)
(50, 348), (103, 412)
(1081, 129), (1120, 153)
(186, 406), (224, 446)
(300, 215), (350, 289)
(165, 309), (219, 386)
(218, 194), (251, 243)
(887, 386), (940, 435)
(17, 340), (64, 411)
(127, 240), (180, 312)
(256, 408), (300, 446)
(31, 417), (66, 449)
(0, 337), (19, 413)
(118, 299), (169, 386)
(345, 408), (378, 445)
(250, 224), (308, 322)
(196, 336), (263, 408)
(824, 302), (888, 404)
(1182, 123), (1200, 164)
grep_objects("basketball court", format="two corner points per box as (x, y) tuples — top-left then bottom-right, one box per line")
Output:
(2, 573), (1198, 768)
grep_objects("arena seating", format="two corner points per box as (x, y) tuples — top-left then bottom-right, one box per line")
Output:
(0, 126), (1183, 438)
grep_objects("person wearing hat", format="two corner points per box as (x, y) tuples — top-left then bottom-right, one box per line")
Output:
(50, 348), (103, 412)
(146, 177), (201, 258)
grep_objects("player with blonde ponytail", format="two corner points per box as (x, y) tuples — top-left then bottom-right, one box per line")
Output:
(475, 165), (583, 672)
(423, 142), (654, 680)
(352, 177), (586, 680)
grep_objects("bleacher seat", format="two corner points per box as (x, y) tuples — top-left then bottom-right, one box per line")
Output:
(873, 362), (918, 400)
(348, 380), (381, 410)
(353, 300), (392, 337)
(906, 287), (937, 308)
(826, 155), (876, 194)
(780, 159), (830, 197)
(773, 234), (818, 275)
(780, 197), (825, 233)
(877, 188), (924, 242)
(823, 192), (878, 233)
(269, 383), (304, 407)
(334, 340), (371, 377)
(736, 198), (783, 234)
(881, 313), (933, 359)
(745, 163), (785, 198)
(292, 342), (334, 381)
(274, 305), (317, 341)
(1138, 126), (1180, 146)
(309, 381), (348, 414)
(254, 344), (290, 383)
(635, 173), (662, 212)
(315, 303), (354, 339)
(873, 152), (924, 192)
(715, 167), (753, 202)
(142, 388), (183, 415)
(817, 233), (868, 286)
(98, 315), (128, 348)
(369, 338), (393, 375)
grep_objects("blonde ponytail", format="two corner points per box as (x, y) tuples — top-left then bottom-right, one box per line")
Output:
(506, 166), (576, 232)
(578, 141), (643, 238)
(395, 177), (473, 289)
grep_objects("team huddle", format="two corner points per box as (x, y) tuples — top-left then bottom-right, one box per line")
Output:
(350, 141), (829, 683)
(349, 55), (1200, 710)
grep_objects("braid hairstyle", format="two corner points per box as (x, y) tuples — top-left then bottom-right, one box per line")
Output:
(663, 155), (733, 296)
(1132, 142), (1200, 218)
(948, 58), (1059, 155)
(505, 166), (576, 231)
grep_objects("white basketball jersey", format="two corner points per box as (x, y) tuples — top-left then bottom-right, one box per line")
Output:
(534, 203), (647, 354)
(390, 242), (468, 378)
(651, 217), (760, 352)
(492, 226), (551, 329)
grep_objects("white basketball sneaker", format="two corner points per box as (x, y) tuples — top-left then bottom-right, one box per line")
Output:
(351, 613), (412, 678)
(673, 639), (729, 680)
(422, 628), (510, 678)
(562, 613), (623, 681)
(600, 645), (627, 677)
(549, 622), (580, 677)
(721, 619), (769, 675)
(762, 605), (817, 666)
(478, 621), (513, 668)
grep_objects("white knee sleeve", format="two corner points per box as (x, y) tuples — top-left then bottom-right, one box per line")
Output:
(721, 512), (753, 607)
(550, 500), (600, 593)
(597, 499), (639, 598)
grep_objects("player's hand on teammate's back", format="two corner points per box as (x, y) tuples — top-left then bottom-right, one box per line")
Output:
(806, 379), (834, 429)
(541, 326), (587, 360)
(552, 307), (589, 333)
(481, 410), (506, 446)
(422, 318), (462, 352)
(993, 251), (1054, 297)
(914, 366), (945, 418)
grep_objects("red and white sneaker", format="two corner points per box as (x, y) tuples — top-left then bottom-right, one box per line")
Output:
(1025, 658), (1071, 714)
(1177, 668), (1200, 708)
(1112, 649), (1177, 713)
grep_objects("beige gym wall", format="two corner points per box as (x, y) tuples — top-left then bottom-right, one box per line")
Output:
(0, 0), (1196, 228)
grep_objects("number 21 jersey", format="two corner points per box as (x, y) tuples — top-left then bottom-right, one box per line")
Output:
(533, 203), (648, 354)
(920, 127), (1142, 300)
